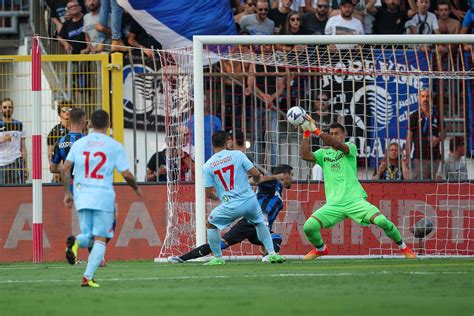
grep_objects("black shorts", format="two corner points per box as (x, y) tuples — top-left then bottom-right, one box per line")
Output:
(222, 218), (261, 246)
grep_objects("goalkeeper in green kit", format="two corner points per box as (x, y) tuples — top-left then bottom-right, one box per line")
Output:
(299, 116), (417, 259)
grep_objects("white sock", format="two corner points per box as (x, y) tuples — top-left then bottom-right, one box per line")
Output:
(398, 242), (407, 250)
(317, 244), (326, 251)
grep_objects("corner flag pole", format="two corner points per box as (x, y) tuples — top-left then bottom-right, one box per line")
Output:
(32, 35), (43, 263)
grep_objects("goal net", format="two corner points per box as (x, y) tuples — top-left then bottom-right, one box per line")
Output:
(156, 35), (474, 260)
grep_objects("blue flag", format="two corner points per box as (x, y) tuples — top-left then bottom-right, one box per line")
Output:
(117, 0), (237, 49)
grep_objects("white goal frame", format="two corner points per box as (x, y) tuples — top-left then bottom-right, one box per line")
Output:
(192, 34), (474, 248)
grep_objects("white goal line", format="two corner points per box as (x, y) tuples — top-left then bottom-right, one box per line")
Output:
(0, 270), (470, 285)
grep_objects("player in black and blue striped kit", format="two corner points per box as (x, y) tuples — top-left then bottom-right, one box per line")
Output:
(49, 107), (86, 178)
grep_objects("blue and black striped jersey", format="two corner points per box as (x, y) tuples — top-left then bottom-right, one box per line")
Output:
(257, 180), (284, 230)
(51, 132), (84, 177)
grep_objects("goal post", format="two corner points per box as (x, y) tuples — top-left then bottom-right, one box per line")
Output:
(157, 34), (474, 260)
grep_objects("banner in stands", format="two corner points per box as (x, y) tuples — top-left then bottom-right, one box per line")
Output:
(122, 54), (165, 131)
(0, 183), (472, 262)
(321, 49), (429, 163)
(117, 0), (237, 50)
(371, 49), (429, 161)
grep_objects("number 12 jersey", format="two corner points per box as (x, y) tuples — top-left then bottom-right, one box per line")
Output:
(66, 132), (130, 213)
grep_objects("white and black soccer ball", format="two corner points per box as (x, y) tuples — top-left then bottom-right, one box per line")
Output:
(287, 106), (307, 126)
(413, 218), (434, 239)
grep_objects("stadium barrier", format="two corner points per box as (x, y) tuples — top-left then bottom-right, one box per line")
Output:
(0, 53), (124, 183)
(0, 182), (472, 262)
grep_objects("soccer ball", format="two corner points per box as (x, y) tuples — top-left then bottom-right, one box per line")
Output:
(286, 106), (307, 126)
(413, 218), (434, 238)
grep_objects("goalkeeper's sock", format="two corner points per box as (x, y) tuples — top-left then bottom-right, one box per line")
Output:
(303, 217), (324, 247)
(372, 214), (404, 245)
(397, 242), (407, 250)
(84, 240), (106, 280)
(316, 244), (326, 252)
(255, 223), (275, 255)
(180, 244), (212, 261)
(207, 228), (223, 258)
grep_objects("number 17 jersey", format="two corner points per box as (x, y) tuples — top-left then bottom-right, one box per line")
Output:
(66, 132), (130, 213)
(203, 149), (255, 203)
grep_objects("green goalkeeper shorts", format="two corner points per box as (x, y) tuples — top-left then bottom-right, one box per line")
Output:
(311, 198), (380, 229)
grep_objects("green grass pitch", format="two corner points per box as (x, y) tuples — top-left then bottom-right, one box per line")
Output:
(0, 259), (473, 316)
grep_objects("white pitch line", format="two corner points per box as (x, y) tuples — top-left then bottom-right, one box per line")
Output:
(0, 271), (470, 284)
(0, 265), (130, 271)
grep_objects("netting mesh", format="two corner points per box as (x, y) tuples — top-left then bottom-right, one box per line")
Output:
(146, 42), (473, 259)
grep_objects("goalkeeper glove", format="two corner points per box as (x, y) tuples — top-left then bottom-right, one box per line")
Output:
(302, 115), (321, 138)
(301, 119), (317, 132)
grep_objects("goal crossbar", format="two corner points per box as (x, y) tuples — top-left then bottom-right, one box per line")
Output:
(192, 34), (474, 248)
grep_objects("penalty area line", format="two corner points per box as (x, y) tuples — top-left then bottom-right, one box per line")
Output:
(0, 271), (470, 284)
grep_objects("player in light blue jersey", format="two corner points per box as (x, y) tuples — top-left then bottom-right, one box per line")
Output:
(202, 131), (285, 265)
(61, 110), (142, 288)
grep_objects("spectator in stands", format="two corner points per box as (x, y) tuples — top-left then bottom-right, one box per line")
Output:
(95, 0), (126, 52)
(436, 136), (468, 181)
(82, 0), (102, 53)
(450, 0), (468, 21)
(47, 100), (71, 182)
(406, 0), (440, 34)
(406, 88), (441, 180)
(232, 0), (244, 13)
(57, 1), (91, 54)
(460, 7), (474, 34)
(240, 0), (275, 35)
(273, 0), (306, 13)
(248, 63), (286, 167)
(127, 18), (163, 58)
(220, 39), (255, 131)
(147, 127), (195, 182)
(303, 0), (318, 13)
(329, 0), (367, 23)
(367, 0), (412, 34)
(46, 0), (68, 35)
(0, 98), (27, 184)
(301, 0), (330, 34)
(268, 0), (294, 34)
(187, 94), (223, 162)
(325, 0), (364, 49)
(281, 10), (311, 34)
(235, 0), (257, 24)
(460, 5), (474, 51)
(372, 142), (410, 180)
(436, 0), (461, 34)
(312, 91), (343, 132)
(276, 12), (310, 53)
(146, 149), (167, 182)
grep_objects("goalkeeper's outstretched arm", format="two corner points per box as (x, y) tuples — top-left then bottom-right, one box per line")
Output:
(303, 114), (350, 155)
(300, 135), (316, 163)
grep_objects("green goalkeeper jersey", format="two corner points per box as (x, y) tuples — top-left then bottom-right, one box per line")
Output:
(313, 142), (367, 205)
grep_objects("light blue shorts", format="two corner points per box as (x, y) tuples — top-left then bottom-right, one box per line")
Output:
(208, 196), (264, 230)
(78, 208), (115, 239)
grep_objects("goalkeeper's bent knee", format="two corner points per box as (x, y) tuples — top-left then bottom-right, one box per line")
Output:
(303, 217), (321, 237)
